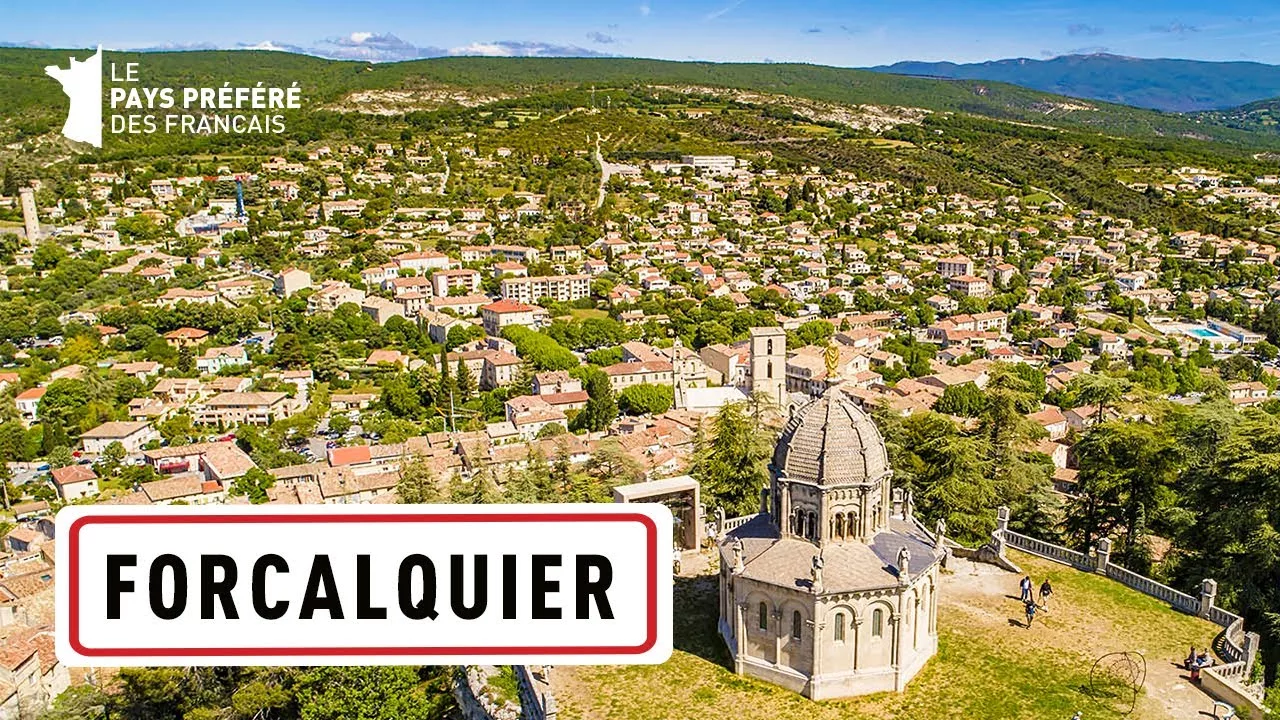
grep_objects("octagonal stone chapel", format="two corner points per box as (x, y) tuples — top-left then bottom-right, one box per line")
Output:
(717, 387), (944, 699)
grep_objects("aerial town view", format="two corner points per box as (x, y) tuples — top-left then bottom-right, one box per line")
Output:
(5, 0), (1280, 717)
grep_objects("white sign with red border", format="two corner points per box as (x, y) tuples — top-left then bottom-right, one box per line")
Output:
(56, 504), (672, 666)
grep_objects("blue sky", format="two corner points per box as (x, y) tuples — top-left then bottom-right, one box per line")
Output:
(6, 0), (1280, 65)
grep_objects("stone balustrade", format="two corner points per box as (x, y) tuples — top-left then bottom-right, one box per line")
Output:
(1003, 530), (1092, 570)
(1103, 562), (1199, 614)
(986, 506), (1266, 715)
(721, 513), (759, 532)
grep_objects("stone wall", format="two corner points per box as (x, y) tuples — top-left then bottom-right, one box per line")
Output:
(1201, 664), (1267, 720)
(516, 665), (558, 720)
(452, 666), (521, 720)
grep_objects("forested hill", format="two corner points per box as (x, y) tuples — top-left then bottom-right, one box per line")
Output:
(871, 54), (1280, 113)
(2, 49), (1279, 150)
(1194, 97), (1280, 136)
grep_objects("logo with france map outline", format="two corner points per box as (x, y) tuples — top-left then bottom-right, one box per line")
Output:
(44, 46), (103, 148)
(42, 47), (297, 147)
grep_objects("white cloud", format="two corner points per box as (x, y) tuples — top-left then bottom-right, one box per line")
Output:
(450, 42), (512, 57)
(75, 33), (610, 63)
(235, 41), (303, 52)
(639, 2), (651, 16)
(308, 33), (446, 61)
(447, 40), (610, 57)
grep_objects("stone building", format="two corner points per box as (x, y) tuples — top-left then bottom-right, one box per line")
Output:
(748, 326), (786, 408)
(717, 387), (944, 699)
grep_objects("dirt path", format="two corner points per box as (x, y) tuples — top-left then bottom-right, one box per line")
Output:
(940, 558), (1215, 720)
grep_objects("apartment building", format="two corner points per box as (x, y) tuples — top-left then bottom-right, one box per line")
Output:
(500, 274), (591, 303)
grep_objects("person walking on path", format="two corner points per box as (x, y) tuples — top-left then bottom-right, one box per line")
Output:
(1024, 599), (1038, 628)
(1019, 575), (1033, 603)
(1039, 578), (1054, 611)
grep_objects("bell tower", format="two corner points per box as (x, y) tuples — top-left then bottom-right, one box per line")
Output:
(749, 326), (786, 408)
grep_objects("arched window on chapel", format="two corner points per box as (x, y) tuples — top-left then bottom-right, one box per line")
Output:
(758, 602), (768, 631)
(791, 610), (802, 639)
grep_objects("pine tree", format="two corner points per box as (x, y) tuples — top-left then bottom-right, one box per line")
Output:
(396, 453), (441, 504)
(40, 422), (70, 457)
(455, 359), (475, 401)
(446, 471), (469, 503)
(510, 362), (535, 397)
(468, 468), (501, 504)
(550, 442), (573, 498)
(1067, 421), (1178, 568)
(412, 362), (439, 409)
(586, 437), (643, 486)
(571, 368), (617, 433)
(695, 401), (771, 517)
(566, 470), (610, 503)
(503, 466), (540, 504)
(437, 353), (455, 429)
(524, 448), (554, 501)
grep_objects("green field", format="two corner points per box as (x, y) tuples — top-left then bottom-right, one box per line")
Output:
(556, 550), (1220, 720)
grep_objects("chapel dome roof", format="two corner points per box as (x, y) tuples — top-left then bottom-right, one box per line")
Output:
(772, 387), (890, 486)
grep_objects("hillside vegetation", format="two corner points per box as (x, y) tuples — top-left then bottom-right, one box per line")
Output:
(3, 61), (1276, 240)
(3, 50), (1280, 152)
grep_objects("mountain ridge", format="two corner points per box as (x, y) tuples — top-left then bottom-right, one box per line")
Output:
(869, 53), (1280, 112)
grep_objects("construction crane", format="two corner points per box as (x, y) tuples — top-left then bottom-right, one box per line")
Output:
(235, 179), (246, 219)
(201, 173), (250, 220)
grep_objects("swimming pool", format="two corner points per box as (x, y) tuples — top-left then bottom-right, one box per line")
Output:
(1184, 326), (1232, 342)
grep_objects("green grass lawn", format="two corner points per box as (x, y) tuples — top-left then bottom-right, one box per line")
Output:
(568, 308), (609, 320)
(556, 550), (1219, 720)
(1006, 550), (1218, 661)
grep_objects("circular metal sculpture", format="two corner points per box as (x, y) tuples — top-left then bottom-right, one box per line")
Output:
(1088, 651), (1147, 716)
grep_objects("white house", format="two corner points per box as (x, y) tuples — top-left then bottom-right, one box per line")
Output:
(51, 464), (99, 500)
(197, 346), (249, 375)
(80, 421), (159, 454)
